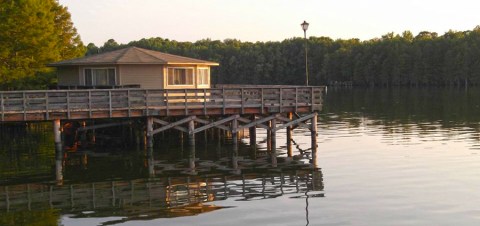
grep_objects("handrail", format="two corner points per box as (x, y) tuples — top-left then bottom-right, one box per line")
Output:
(0, 86), (325, 122)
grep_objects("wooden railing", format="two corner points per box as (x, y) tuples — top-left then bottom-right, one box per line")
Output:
(0, 86), (325, 122)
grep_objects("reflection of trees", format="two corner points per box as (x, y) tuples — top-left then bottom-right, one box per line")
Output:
(323, 87), (480, 143)
(0, 123), (55, 183)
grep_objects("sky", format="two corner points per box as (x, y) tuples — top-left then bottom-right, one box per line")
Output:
(58, 0), (480, 46)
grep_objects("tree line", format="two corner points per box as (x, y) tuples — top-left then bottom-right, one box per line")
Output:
(2, 1), (480, 89)
(88, 28), (480, 87)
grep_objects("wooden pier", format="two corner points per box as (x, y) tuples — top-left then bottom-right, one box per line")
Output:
(0, 86), (323, 121)
(0, 85), (325, 174)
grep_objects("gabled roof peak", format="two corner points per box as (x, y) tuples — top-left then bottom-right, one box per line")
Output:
(49, 46), (219, 66)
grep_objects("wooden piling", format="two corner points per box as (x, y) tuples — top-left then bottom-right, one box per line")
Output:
(267, 120), (272, 151)
(146, 117), (154, 149)
(53, 119), (63, 184)
(287, 112), (293, 157)
(249, 115), (256, 146)
(271, 118), (276, 152)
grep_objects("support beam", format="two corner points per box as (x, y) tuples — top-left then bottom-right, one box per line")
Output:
(193, 115), (239, 134)
(152, 116), (196, 135)
(272, 113), (317, 133)
(77, 121), (131, 132)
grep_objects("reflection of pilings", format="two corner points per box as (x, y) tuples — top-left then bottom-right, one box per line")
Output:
(311, 113), (318, 168)
(147, 147), (155, 177)
(0, 169), (323, 214)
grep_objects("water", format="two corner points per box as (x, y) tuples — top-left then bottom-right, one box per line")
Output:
(2, 87), (480, 225)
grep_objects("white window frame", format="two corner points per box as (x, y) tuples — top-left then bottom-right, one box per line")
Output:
(167, 67), (195, 86)
(84, 68), (116, 86)
(197, 68), (209, 85)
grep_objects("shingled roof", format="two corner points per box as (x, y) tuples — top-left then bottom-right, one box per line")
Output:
(49, 46), (219, 66)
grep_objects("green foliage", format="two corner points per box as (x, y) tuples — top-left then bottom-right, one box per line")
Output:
(0, 0), (85, 90)
(93, 27), (480, 87)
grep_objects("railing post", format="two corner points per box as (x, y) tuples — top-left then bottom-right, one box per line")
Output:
(295, 87), (298, 113)
(261, 88), (264, 114)
(184, 89), (188, 115)
(127, 89), (131, 117)
(145, 90), (149, 116)
(241, 88), (245, 114)
(45, 92), (49, 120)
(23, 92), (27, 121)
(165, 89), (170, 116)
(66, 91), (70, 119)
(108, 90), (112, 117)
(311, 87), (314, 110)
(222, 88), (226, 115)
(279, 88), (282, 112)
(203, 89), (207, 115)
(0, 92), (4, 121)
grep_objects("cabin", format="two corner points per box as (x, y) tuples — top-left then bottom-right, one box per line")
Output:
(48, 47), (219, 89)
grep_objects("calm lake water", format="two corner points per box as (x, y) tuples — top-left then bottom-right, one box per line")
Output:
(2, 87), (480, 226)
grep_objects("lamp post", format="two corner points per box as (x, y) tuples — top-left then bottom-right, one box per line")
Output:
(301, 20), (309, 86)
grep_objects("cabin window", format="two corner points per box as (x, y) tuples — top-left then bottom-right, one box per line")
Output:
(84, 68), (116, 86)
(167, 68), (194, 85)
(197, 68), (209, 85)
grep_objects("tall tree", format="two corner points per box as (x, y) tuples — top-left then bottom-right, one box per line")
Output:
(0, 0), (85, 90)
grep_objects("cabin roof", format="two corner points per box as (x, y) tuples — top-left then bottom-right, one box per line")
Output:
(48, 46), (219, 66)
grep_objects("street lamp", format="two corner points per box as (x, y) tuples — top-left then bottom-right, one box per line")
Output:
(301, 20), (309, 86)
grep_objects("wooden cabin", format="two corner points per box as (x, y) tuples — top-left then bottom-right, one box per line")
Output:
(48, 47), (219, 89)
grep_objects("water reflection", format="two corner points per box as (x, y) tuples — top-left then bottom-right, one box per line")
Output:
(0, 166), (322, 225)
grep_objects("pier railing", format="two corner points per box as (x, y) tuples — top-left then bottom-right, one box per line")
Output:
(0, 86), (324, 122)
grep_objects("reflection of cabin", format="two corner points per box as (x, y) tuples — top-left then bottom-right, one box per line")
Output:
(48, 47), (219, 89)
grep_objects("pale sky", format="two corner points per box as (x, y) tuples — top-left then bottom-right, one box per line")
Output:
(58, 0), (480, 46)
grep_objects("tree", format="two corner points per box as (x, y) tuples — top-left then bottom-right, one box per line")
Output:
(0, 0), (85, 90)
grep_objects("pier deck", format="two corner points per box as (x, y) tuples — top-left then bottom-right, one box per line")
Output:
(0, 86), (324, 122)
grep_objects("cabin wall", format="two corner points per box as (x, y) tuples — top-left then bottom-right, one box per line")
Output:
(57, 66), (80, 86)
(119, 65), (164, 89)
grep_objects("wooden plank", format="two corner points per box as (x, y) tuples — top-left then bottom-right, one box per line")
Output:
(276, 115), (310, 130)
(192, 114), (239, 134)
(235, 114), (278, 132)
(1, 93), (4, 121)
(151, 116), (195, 135)
(193, 117), (230, 131)
(237, 116), (270, 130)
(152, 118), (189, 133)
(272, 113), (316, 133)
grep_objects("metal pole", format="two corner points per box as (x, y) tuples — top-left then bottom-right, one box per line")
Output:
(304, 30), (309, 86)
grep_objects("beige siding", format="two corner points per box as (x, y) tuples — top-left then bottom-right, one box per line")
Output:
(119, 65), (163, 89)
(57, 66), (79, 85)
